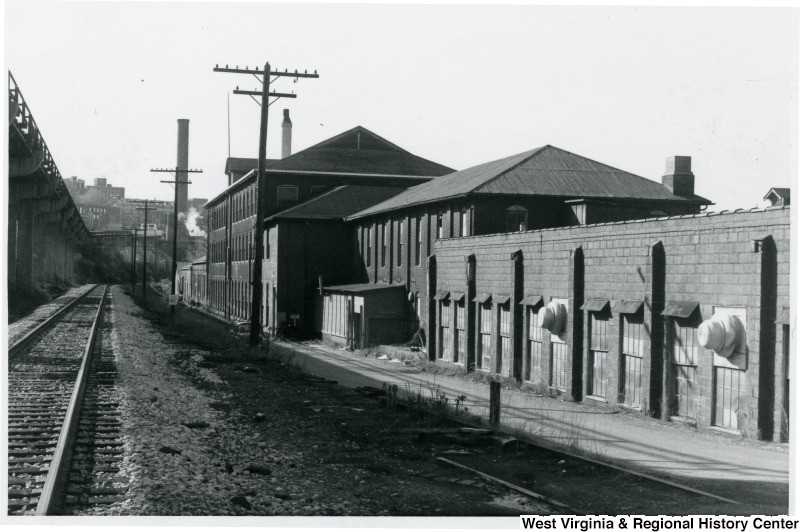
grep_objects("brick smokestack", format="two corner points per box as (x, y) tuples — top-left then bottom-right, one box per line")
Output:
(177, 119), (189, 215)
(281, 109), (292, 159)
(662, 155), (694, 197)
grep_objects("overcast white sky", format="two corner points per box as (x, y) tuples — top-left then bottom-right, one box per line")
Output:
(5, 2), (798, 210)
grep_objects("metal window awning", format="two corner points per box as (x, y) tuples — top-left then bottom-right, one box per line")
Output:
(519, 295), (543, 307)
(494, 294), (511, 305)
(451, 292), (465, 302)
(473, 293), (492, 304)
(775, 307), (791, 325)
(433, 290), (450, 301)
(612, 300), (644, 315)
(661, 301), (700, 318)
(580, 298), (610, 312)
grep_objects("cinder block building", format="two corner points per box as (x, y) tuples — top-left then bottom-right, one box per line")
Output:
(429, 205), (790, 441)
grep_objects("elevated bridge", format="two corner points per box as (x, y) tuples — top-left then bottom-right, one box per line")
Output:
(8, 70), (89, 294)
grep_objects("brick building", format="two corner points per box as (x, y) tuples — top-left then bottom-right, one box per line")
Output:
(204, 124), (454, 324)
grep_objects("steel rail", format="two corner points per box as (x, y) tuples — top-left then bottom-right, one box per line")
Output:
(8, 284), (99, 360)
(34, 285), (108, 515)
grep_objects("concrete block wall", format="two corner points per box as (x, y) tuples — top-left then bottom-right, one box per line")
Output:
(431, 207), (791, 440)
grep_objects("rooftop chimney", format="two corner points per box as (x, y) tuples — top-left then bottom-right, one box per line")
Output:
(662, 156), (694, 197)
(281, 109), (292, 159)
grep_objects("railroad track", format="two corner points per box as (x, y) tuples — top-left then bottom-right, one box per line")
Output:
(7, 284), (128, 516)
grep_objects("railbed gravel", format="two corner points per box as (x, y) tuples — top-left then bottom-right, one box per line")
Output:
(8, 284), (96, 346)
(97, 287), (374, 516)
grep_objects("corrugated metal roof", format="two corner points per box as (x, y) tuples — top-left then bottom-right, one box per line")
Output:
(266, 186), (405, 222)
(348, 145), (711, 220)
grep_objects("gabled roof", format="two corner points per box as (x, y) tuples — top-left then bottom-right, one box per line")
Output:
(348, 145), (711, 220)
(207, 126), (454, 208)
(262, 126), (454, 176)
(224, 157), (278, 175)
(266, 186), (405, 222)
(764, 187), (790, 201)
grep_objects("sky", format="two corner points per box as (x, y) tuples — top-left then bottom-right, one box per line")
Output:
(5, 2), (798, 210)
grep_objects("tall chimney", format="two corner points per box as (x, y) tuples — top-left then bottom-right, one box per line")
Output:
(281, 109), (292, 159)
(662, 155), (694, 197)
(176, 119), (189, 215)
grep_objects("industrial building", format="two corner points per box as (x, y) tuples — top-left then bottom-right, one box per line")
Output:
(190, 113), (791, 441)
(203, 112), (454, 327)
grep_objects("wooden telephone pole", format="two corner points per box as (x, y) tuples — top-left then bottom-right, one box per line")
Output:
(151, 166), (203, 315)
(136, 200), (157, 301)
(214, 62), (319, 345)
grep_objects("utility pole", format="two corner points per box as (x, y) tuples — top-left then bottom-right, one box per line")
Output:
(214, 62), (319, 345)
(152, 166), (203, 315)
(137, 200), (156, 301)
(124, 226), (138, 291)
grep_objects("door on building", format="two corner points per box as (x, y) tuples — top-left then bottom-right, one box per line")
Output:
(671, 318), (700, 420)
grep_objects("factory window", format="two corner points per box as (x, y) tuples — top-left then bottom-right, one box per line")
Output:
(526, 307), (543, 382)
(397, 219), (404, 267)
(506, 205), (528, 232)
(478, 304), (493, 371)
(415, 216), (422, 266)
(436, 211), (444, 239)
(455, 299), (465, 363)
(621, 314), (644, 408)
(499, 303), (511, 374)
(381, 222), (387, 267)
(588, 313), (609, 398)
(276, 185), (298, 209)
(671, 318), (700, 419)
(551, 341), (568, 390)
(460, 207), (470, 237)
(366, 226), (372, 267)
(439, 299), (452, 361)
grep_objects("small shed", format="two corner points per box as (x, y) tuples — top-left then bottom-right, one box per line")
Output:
(321, 282), (406, 349)
(763, 187), (790, 207)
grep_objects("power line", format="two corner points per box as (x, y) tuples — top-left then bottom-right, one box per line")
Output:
(214, 60), (319, 345)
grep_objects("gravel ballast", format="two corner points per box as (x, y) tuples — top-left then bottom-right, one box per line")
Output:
(94, 286), (545, 517)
